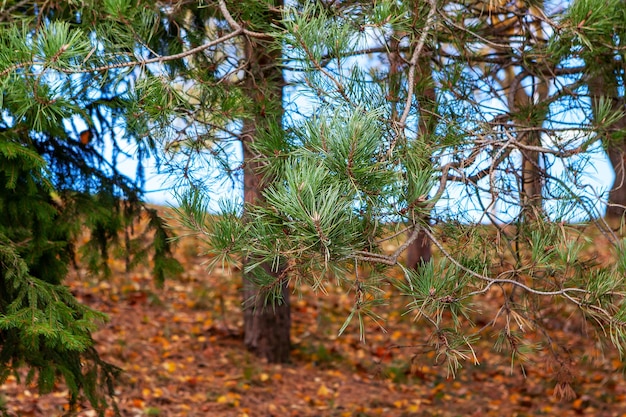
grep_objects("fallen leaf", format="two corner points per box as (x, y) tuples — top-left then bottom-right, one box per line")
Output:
(317, 384), (331, 397)
(162, 361), (176, 373)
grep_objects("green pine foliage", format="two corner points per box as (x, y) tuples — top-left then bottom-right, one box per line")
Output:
(172, 0), (626, 381)
(2, 0), (626, 406)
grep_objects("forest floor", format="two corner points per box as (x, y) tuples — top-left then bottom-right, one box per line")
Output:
(2, 217), (626, 416)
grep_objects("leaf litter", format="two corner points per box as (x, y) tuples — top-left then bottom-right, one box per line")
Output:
(1, 218), (626, 416)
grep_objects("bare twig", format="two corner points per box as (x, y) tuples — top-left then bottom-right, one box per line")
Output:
(388, 0), (438, 156)
(421, 227), (599, 298)
(217, 0), (274, 40)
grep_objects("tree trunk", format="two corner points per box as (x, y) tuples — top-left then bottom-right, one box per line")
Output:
(606, 146), (626, 219)
(388, 28), (433, 270)
(241, 127), (291, 362)
(504, 67), (548, 220)
(519, 130), (544, 220)
(587, 59), (626, 220)
(405, 229), (431, 269)
(240, 1), (291, 363)
(406, 56), (435, 268)
(241, 264), (291, 363)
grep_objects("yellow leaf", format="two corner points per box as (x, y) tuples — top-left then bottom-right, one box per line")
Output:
(391, 330), (403, 341)
(162, 361), (177, 373)
(191, 393), (205, 402)
(408, 404), (421, 412)
(217, 395), (228, 404)
(317, 384), (331, 397)
(259, 373), (269, 382)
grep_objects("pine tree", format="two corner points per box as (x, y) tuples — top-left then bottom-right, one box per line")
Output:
(168, 0), (626, 383)
(198, 0), (626, 387)
(3, 0), (626, 406)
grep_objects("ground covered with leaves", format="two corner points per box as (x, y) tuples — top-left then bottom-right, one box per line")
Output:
(2, 222), (626, 416)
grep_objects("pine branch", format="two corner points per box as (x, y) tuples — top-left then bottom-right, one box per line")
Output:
(0, 29), (243, 78)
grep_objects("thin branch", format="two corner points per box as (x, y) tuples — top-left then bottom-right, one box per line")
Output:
(0, 29), (243, 78)
(0, 0), (32, 22)
(217, 0), (274, 40)
(421, 228), (593, 298)
(375, 225), (412, 245)
(388, 0), (437, 156)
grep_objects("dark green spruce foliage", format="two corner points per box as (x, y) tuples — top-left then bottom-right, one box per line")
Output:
(0, 1), (182, 412)
(0, 137), (120, 411)
(0, 135), (180, 416)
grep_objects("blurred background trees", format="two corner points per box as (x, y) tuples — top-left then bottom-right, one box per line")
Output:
(2, 0), (626, 411)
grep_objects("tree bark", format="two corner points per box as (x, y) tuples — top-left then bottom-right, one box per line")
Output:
(519, 130), (544, 220)
(504, 67), (548, 220)
(241, 263), (291, 363)
(405, 229), (432, 269)
(606, 145), (626, 219)
(388, 28), (433, 270)
(240, 0), (291, 363)
(587, 57), (626, 220)
(404, 63), (434, 269)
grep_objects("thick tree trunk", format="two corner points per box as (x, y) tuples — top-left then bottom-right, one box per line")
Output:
(241, 129), (291, 362)
(240, 0), (291, 363)
(241, 265), (291, 363)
